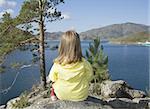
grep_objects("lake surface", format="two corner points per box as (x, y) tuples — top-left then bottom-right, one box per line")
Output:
(0, 41), (149, 105)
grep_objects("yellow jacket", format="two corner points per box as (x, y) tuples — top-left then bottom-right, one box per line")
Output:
(48, 58), (93, 101)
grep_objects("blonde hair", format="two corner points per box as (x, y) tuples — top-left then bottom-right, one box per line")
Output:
(54, 30), (82, 65)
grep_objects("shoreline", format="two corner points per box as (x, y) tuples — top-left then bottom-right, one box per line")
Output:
(108, 41), (150, 46)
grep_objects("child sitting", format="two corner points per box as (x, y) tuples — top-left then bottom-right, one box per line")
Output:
(47, 30), (93, 101)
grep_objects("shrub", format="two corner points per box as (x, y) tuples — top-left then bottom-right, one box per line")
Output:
(86, 37), (110, 83)
(12, 91), (31, 108)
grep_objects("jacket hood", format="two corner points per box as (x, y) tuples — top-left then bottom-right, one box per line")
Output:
(56, 59), (86, 81)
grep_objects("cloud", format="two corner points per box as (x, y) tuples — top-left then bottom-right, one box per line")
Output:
(0, 9), (14, 18)
(61, 13), (71, 20)
(0, 0), (17, 8)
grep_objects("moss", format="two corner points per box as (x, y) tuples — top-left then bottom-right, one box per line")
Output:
(11, 92), (31, 108)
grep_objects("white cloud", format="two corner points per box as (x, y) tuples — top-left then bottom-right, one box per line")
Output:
(61, 13), (71, 20)
(0, 0), (5, 5)
(0, 9), (14, 18)
(0, 0), (17, 8)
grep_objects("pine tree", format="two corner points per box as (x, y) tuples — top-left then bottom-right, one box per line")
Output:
(86, 37), (109, 83)
(17, 0), (64, 89)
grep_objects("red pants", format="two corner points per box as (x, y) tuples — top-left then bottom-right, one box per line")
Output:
(50, 86), (55, 96)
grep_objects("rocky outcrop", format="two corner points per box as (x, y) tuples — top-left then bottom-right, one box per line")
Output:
(3, 80), (150, 109)
(24, 98), (112, 109)
(0, 105), (5, 109)
(100, 80), (146, 99)
(6, 96), (112, 109)
(5, 96), (150, 109)
(106, 98), (150, 109)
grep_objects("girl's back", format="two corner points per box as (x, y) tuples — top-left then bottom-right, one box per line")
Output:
(48, 58), (93, 101)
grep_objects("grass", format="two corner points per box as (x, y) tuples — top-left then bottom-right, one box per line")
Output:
(11, 91), (31, 108)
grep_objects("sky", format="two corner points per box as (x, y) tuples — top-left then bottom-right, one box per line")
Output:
(0, 0), (149, 33)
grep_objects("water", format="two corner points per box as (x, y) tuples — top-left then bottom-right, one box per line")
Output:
(0, 41), (149, 105)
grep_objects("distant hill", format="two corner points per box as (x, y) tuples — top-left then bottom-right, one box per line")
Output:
(45, 31), (63, 40)
(80, 22), (149, 40)
(45, 22), (149, 41)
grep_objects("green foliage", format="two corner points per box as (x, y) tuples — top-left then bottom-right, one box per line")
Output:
(0, 11), (32, 58)
(86, 37), (109, 83)
(11, 92), (31, 108)
(18, 0), (64, 34)
(0, 43), (14, 56)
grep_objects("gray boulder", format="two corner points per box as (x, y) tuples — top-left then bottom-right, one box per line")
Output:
(106, 98), (150, 109)
(100, 80), (146, 99)
(0, 105), (5, 109)
(6, 96), (113, 109)
(24, 99), (113, 109)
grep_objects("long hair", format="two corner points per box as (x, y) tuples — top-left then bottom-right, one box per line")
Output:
(54, 30), (83, 65)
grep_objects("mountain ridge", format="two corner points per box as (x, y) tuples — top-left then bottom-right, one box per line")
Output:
(45, 22), (150, 40)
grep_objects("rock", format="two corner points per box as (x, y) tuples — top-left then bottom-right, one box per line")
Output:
(24, 97), (113, 109)
(28, 90), (48, 103)
(127, 89), (146, 98)
(106, 98), (149, 109)
(133, 98), (150, 108)
(6, 94), (113, 109)
(0, 105), (5, 109)
(6, 96), (150, 109)
(6, 97), (20, 109)
(100, 80), (146, 99)
(4, 80), (149, 109)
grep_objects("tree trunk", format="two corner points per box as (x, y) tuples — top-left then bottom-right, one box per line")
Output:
(39, 20), (46, 89)
(39, 0), (46, 89)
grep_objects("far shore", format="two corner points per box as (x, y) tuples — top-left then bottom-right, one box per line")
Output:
(109, 41), (150, 46)
(0, 40), (148, 65)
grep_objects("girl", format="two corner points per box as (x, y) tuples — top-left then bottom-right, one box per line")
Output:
(47, 30), (93, 101)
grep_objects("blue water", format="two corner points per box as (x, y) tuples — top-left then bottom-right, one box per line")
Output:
(0, 41), (149, 105)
